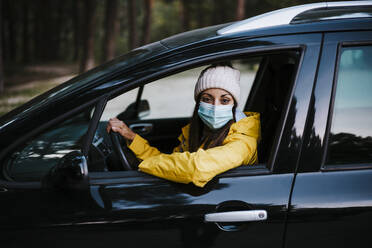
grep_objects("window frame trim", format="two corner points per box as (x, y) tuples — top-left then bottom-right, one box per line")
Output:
(89, 164), (271, 186)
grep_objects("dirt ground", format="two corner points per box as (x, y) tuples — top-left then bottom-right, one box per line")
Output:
(0, 63), (78, 116)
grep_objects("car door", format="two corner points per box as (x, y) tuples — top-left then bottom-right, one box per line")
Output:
(286, 31), (372, 247)
(78, 34), (322, 248)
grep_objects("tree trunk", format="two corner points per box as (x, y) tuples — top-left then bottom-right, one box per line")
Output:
(102, 0), (119, 62)
(22, 0), (30, 63)
(180, 0), (190, 31)
(40, 0), (52, 61)
(32, 0), (41, 61)
(197, 1), (205, 28)
(128, 0), (137, 50)
(236, 0), (245, 21)
(53, 0), (64, 60)
(73, 0), (82, 62)
(0, 0), (4, 93)
(141, 0), (153, 46)
(80, 0), (97, 73)
(212, 0), (220, 25)
(3, 0), (16, 62)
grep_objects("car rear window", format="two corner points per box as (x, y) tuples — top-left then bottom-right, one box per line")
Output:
(326, 45), (372, 166)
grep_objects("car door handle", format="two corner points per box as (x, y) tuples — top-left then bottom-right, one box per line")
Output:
(129, 123), (153, 135)
(204, 210), (267, 223)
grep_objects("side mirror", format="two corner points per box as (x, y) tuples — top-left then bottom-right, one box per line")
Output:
(42, 151), (88, 191)
(117, 99), (150, 120)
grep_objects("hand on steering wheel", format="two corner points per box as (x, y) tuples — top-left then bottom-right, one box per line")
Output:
(107, 118), (137, 170)
(107, 118), (136, 141)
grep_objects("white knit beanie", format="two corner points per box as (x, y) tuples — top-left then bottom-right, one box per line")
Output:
(194, 65), (241, 103)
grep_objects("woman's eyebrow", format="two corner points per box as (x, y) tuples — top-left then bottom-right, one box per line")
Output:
(201, 93), (213, 97)
(221, 94), (232, 98)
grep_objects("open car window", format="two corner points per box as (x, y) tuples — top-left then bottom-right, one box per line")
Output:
(101, 61), (257, 122)
(90, 52), (300, 175)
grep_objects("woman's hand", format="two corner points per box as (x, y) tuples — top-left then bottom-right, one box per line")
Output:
(106, 117), (136, 141)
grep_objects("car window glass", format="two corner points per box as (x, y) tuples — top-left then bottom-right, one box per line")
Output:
(326, 45), (372, 165)
(3, 110), (91, 181)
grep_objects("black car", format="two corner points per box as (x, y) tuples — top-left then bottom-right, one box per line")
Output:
(1, 1), (372, 247)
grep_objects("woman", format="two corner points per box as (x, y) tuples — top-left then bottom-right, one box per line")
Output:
(107, 64), (260, 187)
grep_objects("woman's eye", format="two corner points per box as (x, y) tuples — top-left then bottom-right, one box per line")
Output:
(201, 97), (212, 103)
(221, 98), (231, 104)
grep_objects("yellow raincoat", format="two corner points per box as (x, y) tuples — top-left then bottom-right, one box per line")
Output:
(128, 112), (260, 187)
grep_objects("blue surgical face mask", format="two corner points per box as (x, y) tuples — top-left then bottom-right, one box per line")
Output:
(198, 102), (234, 130)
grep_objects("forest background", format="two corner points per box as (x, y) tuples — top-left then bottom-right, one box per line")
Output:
(0, 0), (328, 115)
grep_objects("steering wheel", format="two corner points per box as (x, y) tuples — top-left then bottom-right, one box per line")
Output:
(109, 132), (138, 170)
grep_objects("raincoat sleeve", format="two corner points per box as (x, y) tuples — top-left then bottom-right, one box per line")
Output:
(128, 134), (163, 159)
(128, 113), (260, 188)
(128, 132), (185, 159)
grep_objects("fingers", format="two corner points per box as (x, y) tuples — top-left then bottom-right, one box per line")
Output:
(107, 117), (128, 134)
(106, 117), (135, 141)
(107, 117), (123, 133)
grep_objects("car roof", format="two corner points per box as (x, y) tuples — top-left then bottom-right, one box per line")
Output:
(218, 1), (372, 35)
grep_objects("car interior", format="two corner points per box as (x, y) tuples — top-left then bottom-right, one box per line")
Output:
(246, 52), (298, 164)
